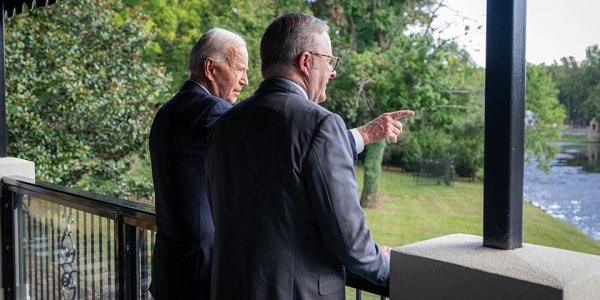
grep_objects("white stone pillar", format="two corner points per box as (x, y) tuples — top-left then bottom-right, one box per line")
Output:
(391, 234), (600, 300)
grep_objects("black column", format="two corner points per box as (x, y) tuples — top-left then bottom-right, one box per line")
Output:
(483, 0), (527, 249)
(1, 1), (7, 157)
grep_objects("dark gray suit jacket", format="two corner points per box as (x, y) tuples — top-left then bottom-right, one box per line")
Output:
(206, 78), (390, 299)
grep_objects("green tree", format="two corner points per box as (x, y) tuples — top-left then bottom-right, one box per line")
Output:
(123, 0), (212, 94)
(525, 64), (567, 172)
(385, 62), (565, 182)
(444, 65), (485, 179)
(312, 0), (474, 206)
(579, 45), (600, 122)
(124, 0), (311, 98)
(551, 44), (600, 122)
(581, 85), (600, 122)
(448, 110), (483, 179)
(5, 0), (169, 199)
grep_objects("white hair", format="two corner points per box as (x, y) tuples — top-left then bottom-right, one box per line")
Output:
(187, 28), (246, 76)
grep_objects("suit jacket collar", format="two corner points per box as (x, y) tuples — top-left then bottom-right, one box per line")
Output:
(256, 78), (309, 100)
(180, 80), (211, 96)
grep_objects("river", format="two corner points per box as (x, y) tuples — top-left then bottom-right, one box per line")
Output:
(523, 142), (600, 241)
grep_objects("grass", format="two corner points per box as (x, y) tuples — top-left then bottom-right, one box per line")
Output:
(355, 167), (600, 255)
(347, 167), (600, 299)
(559, 134), (600, 143)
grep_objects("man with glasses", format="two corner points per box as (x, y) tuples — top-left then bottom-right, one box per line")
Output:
(308, 51), (339, 74)
(207, 13), (412, 299)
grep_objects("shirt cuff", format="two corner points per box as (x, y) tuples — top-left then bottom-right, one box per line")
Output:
(350, 128), (365, 154)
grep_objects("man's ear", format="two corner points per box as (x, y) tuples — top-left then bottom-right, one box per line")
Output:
(204, 58), (217, 82)
(296, 51), (312, 76)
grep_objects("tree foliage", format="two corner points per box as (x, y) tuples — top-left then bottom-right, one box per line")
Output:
(393, 42), (484, 179)
(5, 0), (169, 199)
(123, 0), (311, 97)
(551, 44), (600, 122)
(384, 62), (566, 179)
(311, 0), (476, 206)
(525, 64), (567, 172)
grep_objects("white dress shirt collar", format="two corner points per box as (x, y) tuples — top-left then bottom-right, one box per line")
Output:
(190, 80), (212, 95)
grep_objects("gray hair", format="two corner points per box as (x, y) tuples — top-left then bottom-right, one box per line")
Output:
(260, 13), (329, 74)
(188, 28), (246, 76)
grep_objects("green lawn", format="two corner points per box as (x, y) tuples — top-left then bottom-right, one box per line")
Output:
(355, 167), (600, 255)
(559, 134), (600, 143)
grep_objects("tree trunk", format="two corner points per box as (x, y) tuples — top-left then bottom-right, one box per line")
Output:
(360, 141), (387, 207)
(347, 15), (358, 52)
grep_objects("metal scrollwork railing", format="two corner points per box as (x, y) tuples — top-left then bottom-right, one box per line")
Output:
(59, 210), (77, 300)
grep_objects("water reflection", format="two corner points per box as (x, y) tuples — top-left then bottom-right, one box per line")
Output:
(555, 142), (600, 173)
(523, 142), (600, 241)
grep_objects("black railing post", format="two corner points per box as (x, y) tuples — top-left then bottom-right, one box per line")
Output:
(126, 224), (140, 300)
(118, 219), (140, 300)
(139, 228), (151, 299)
(2, 189), (16, 300)
(15, 194), (26, 298)
(116, 216), (125, 300)
(483, 0), (527, 249)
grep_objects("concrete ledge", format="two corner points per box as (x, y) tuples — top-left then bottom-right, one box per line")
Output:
(391, 234), (600, 300)
(0, 157), (35, 181)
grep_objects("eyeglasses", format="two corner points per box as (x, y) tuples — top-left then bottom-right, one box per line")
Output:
(307, 51), (340, 71)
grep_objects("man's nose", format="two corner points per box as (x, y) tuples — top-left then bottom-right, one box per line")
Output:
(240, 71), (249, 86)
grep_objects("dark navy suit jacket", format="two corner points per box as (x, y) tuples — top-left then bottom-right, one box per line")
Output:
(149, 81), (231, 300)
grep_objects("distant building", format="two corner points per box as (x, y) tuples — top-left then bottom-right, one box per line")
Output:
(561, 117), (599, 138)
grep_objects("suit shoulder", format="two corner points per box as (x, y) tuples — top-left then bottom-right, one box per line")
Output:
(207, 97), (232, 114)
(160, 89), (229, 114)
(283, 93), (334, 118)
(153, 89), (232, 131)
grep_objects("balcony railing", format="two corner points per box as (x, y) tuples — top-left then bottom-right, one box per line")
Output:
(1, 176), (388, 300)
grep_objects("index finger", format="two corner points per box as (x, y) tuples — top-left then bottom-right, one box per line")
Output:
(388, 110), (415, 120)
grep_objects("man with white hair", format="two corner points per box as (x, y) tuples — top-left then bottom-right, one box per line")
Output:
(149, 28), (248, 300)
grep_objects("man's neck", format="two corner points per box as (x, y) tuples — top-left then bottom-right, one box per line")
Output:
(189, 76), (214, 95)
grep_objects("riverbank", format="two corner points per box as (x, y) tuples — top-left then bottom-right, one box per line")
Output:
(356, 167), (600, 255)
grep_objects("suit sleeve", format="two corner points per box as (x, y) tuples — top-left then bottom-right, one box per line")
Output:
(346, 130), (358, 160)
(303, 114), (390, 287)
